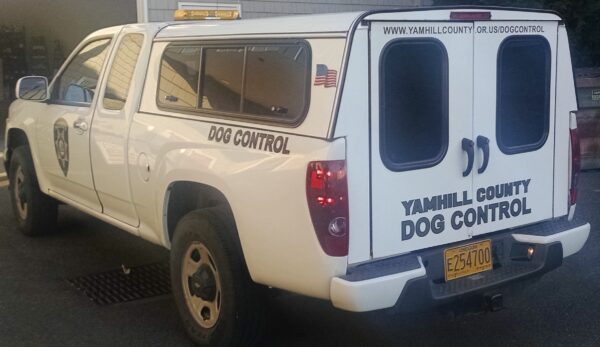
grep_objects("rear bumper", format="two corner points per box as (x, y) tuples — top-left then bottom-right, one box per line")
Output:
(330, 219), (590, 312)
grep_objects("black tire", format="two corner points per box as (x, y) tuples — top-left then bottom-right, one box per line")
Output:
(8, 146), (58, 236)
(170, 208), (266, 346)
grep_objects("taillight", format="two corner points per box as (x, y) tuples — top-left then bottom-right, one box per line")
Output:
(306, 160), (349, 257)
(570, 123), (581, 206)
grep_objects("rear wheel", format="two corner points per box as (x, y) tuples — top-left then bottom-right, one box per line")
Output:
(8, 146), (58, 236)
(182, 242), (222, 330)
(170, 209), (266, 346)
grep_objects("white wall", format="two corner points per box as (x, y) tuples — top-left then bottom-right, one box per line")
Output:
(139, 0), (431, 22)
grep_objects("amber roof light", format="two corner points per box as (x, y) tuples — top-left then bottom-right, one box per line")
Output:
(174, 9), (241, 21)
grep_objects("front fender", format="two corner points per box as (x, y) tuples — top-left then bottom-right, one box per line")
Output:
(5, 99), (49, 191)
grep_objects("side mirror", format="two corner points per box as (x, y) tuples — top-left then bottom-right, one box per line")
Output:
(16, 76), (48, 101)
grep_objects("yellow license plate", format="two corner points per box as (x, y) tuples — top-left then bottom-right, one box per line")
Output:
(444, 240), (492, 281)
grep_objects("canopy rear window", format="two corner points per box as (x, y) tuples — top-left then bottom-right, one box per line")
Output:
(379, 39), (449, 172)
(496, 35), (551, 154)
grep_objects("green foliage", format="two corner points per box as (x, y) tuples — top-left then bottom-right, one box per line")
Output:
(432, 0), (600, 67)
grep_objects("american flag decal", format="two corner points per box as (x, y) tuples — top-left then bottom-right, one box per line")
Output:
(314, 64), (337, 88)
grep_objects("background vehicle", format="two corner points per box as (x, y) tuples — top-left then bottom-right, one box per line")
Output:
(575, 68), (600, 170)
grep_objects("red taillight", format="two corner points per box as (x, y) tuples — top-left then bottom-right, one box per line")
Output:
(306, 160), (349, 257)
(450, 11), (491, 21)
(570, 126), (581, 206)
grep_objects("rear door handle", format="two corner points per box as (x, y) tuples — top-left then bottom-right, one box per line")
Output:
(477, 135), (490, 174)
(462, 138), (474, 177)
(73, 119), (88, 134)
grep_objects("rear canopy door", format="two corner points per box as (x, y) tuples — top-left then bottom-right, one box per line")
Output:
(471, 21), (558, 235)
(369, 22), (475, 258)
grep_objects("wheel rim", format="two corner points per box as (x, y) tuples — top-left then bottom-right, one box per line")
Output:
(14, 166), (28, 220)
(182, 242), (222, 329)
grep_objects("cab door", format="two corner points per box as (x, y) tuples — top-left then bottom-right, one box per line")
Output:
(91, 28), (146, 227)
(472, 21), (558, 235)
(369, 22), (475, 258)
(35, 37), (113, 211)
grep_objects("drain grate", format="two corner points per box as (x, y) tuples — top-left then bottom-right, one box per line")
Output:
(68, 263), (171, 305)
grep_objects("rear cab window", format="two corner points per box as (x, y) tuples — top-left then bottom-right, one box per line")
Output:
(103, 33), (145, 110)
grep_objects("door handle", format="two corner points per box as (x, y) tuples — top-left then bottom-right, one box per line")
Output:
(462, 138), (474, 177)
(73, 119), (88, 133)
(476, 135), (490, 174)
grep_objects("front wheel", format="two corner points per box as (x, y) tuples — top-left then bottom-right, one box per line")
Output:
(8, 146), (58, 236)
(170, 209), (266, 346)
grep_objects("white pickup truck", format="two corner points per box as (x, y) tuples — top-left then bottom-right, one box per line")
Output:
(3, 7), (590, 346)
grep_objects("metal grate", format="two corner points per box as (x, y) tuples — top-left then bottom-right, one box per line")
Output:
(68, 263), (171, 305)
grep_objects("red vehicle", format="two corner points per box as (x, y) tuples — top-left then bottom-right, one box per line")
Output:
(576, 68), (600, 169)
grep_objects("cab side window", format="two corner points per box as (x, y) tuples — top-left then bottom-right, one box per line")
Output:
(496, 35), (551, 154)
(380, 39), (449, 172)
(103, 34), (144, 110)
(53, 38), (112, 104)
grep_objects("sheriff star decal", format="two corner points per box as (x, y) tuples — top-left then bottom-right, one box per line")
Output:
(53, 118), (69, 177)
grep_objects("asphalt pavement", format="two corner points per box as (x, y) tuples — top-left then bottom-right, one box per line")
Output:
(0, 171), (598, 346)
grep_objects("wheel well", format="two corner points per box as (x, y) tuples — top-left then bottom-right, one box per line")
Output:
(166, 181), (236, 242)
(5, 128), (30, 173)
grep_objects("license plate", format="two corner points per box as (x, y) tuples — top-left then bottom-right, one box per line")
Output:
(444, 240), (492, 281)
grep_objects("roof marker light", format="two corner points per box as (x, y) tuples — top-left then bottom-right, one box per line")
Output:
(450, 11), (492, 21)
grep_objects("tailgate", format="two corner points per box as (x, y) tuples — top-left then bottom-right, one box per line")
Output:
(367, 17), (558, 259)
